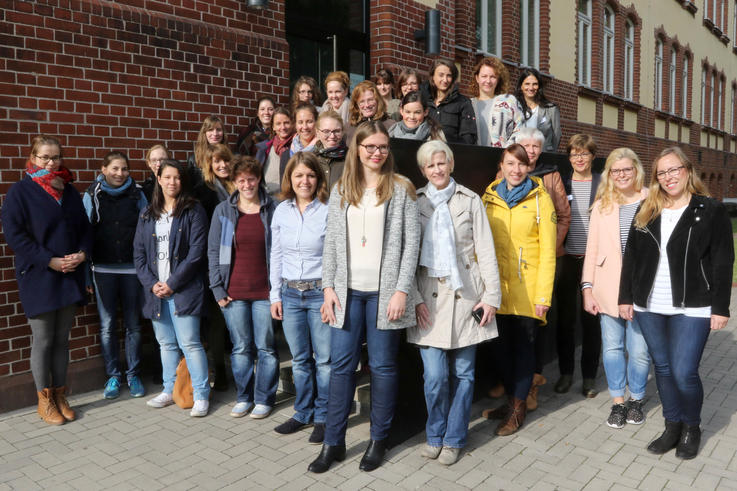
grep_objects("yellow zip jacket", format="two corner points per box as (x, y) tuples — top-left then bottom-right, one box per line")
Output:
(482, 176), (557, 324)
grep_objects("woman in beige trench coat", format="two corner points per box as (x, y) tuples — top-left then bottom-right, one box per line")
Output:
(408, 140), (501, 466)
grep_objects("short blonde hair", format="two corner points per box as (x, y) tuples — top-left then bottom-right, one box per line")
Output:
(416, 140), (454, 171)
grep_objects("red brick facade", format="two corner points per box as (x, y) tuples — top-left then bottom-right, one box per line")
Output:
(1, 0), (737, 407)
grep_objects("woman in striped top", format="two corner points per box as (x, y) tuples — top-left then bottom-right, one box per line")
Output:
(581, 148), (650, 430)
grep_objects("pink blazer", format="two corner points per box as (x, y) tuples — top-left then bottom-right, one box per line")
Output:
(582, 188), (648, 317)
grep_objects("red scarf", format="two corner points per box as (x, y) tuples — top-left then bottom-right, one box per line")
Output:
(25, 160), (73, 202)
(270, 133), (295, 157)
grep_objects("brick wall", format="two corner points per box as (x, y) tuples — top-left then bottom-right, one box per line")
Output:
(0, 0), (289, 379)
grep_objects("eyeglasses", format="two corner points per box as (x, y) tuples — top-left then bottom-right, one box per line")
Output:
(359, 144), (390, 154)
(610, 167), (634, 176)
(656, 166), (685, 180)
(570, 152), (591, 160)
(150, 158), (166, 164)
(34, 154), (62, 163)
(320, 128), (342, 137)
(358, 98), (376, 108)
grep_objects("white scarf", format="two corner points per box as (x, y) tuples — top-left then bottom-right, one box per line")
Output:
(419, 178), (463, 291)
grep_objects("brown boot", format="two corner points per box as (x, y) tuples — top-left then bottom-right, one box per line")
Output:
(526, 374), (547, 412)
(482, 398), (510, 420)
(37, 388), (65, 426)
(496, 397), (526, 436)
(53, 386), (76, 421)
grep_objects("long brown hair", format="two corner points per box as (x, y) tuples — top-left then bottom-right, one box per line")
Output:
(194, 115), (226, 172)
(279, 151), (329, 204)
(338, 121), (416, 207)
(203, 144), (235, 194)
(148, 159), (198, 220)
(291, 76), (323, 111)
(349, 81), (387, 126)
(633, 146), (709, 229)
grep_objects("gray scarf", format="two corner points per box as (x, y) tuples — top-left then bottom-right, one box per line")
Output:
(389, 120), (432, 141)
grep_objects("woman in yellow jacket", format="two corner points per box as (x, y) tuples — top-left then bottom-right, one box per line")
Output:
(481, 143), (557, 435)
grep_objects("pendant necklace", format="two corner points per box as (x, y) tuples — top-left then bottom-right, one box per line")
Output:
(361, 205), (367, 247)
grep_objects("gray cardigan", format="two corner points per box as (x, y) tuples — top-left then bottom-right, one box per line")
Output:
(537, 104), (561, 152)
(322, 178), (420, 330)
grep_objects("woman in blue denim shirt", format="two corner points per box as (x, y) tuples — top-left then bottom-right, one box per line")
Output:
(269, 152), (331, 444)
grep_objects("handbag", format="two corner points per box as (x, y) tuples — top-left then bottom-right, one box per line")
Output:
(172, 358), (194, 409)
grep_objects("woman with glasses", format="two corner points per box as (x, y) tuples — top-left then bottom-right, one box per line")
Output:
(291, 76), (323, 113)
(421, 59), (477, 144)
(619, 147), (733, 460)
(308, 121), (420, 474)
(313, 110), (348, 191)
(555, 134), (602, 398)
(142, 144), (170, 201)
(2, 135), (92, 425)
(345, 81), (394, 142)
(581, 148), (650, 429)
(397, 68), (423, 98)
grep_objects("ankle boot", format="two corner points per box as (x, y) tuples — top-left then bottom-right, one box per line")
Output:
(675, 424), (701, 460)
(37, 388), (65, 426)
(526, 374), (547, 412)
(496, 397), (526, 436)
(53, 386), (75, 421)
(647, 420), (682, 454)
(482, 398), (510, 420)
(359, 439), (387, 472)
(307, 444), (346, 473)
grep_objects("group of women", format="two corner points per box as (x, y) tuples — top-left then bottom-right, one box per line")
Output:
(2, 57), (732, 472)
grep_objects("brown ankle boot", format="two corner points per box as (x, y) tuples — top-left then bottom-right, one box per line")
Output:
(37, 388), (65, 425)
(526, 374), (547, 412)
(482, 398), (510, 420)
(496, 397), (526, 436)
(53, 386), (76, 421)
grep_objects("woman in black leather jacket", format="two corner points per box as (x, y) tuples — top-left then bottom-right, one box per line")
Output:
(420, 59), (477, 145)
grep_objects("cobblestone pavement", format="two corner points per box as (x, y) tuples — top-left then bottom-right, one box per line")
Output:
(2, 293), (737, 490)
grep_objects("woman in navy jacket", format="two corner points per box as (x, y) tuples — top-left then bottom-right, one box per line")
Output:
(133, 159), (211, 417)
(1, 135), (91, 426)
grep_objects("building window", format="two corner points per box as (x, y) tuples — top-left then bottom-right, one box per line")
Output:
(718, 76), (724, 129)
(577, 0), (592, 86)
(733, 1), (737, 46)
(701, 69), (707, 125)
(624, 20), (634, 100)
(731, 84), (735, 134)
(711, 72), (716, 126)
(602, 7), (615, 93)
(669, 49), (677, 113)
(655, 39), (663, 110)
(520, 0), (540, 68)
(476, 0), (501, 56)
(682, 55), (689, 117)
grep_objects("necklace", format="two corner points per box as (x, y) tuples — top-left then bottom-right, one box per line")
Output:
(361, 205), (367, 247)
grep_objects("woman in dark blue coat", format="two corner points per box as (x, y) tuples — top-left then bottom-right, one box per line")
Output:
(1, 135), (92, 426)
(133, 159), (211, 417)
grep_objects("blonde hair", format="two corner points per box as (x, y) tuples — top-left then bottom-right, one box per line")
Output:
(416, 140), (454, 172)
(29, 135), (62, 161)
(202, 143), (235, 194)
(317, 109), (344, 130)
(338, 121), (416, 207)
(145, 144), (169, 165)
(633, 146), (709, 229)
(194, 115), (226, 172)
(349, 81), (387, 126)
(594, 148), (645, 212)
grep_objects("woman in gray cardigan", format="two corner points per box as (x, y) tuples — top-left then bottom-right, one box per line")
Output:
(308, 121), (420, 474)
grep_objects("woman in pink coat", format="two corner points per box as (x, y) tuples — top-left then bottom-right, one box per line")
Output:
(582, 147), (651, 429)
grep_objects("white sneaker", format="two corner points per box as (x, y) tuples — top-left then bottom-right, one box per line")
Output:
(190, 399), (209, 417)
(230, 401), (254, 418)
(249, 404), (272, 419)
(146, 392), (174, 408)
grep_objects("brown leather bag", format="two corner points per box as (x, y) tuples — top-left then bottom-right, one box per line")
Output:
(172, 358), (194, 409)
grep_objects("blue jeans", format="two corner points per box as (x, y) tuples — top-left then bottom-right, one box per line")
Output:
(600, 314), (650, 400)
(420, 345), (477, 448)
(281, 285), (331, 424)
(636, 312), (710, 426)
(152, 298), (210, 401)
(324, 289), (401, 446)
(221, 299), (278, 405)
(93, 272), (142, 382)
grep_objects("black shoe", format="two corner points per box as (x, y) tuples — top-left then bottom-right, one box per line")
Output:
(307, 444), (346, 473)
(647, 420), (683, 454)
(274, 417), (307, 435)
(582, 378), (598, 398)
(606, 403), (627, 429)
(554, 375), (572, 393)
(626, 399), (645, 425)
(359, 439), (387, 472)
(309, 423), (325, 444)
(675, 425), (701, 460)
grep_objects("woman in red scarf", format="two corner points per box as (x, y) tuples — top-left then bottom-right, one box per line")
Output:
(1, 135), (92, 426)
(255, 107), (295, 196)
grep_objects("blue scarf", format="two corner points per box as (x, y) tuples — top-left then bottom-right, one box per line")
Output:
(497, 177), (533, 208)
(97, 174), (133, 195)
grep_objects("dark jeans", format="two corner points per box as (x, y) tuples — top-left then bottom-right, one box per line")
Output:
(496, 315), (538, 401)
(324, 289), (400, 446)
(636, 312), (710, 426)
(535, 258), (562, 374)
(556, 254), (601, 379)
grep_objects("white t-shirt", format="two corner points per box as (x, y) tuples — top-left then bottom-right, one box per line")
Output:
(155, 212), (173, 284)
(634, 205), (711, 318)
(347, 188), (385, 291)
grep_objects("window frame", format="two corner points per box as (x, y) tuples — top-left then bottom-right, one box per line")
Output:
(682, 54), (689, 118)
(623, 19), (634, 100)
(520, 0), (540, 68)
(655, 38), (663, 110)
(602, 6), (615, 94)
(669, 48), (677, 113)
(476, 0), (502, 56)
(577, 0), (592, 86)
